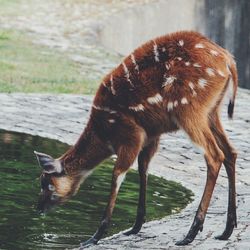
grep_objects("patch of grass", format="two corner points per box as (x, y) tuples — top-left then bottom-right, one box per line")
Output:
(0, 0), (18, 5)
(0, 0), (22, 16)
(0, 32), (10, 40)
(0, 30), (100, 94)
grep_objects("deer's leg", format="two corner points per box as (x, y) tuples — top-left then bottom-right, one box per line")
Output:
(80, 129), (145, 247)
(176, 121), (224, 246)
(124, 138), (160, 236)
(209, 113), (237, 240)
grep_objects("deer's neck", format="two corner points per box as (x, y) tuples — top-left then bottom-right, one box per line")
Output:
(60, 121), (111, 174)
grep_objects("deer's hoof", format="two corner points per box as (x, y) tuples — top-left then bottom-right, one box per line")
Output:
(215, 218), (236, 240)
(215, 229), (233, 241)
(175, 237), (193, 246)
(80, 237), (98, 248)
(175, 217), (204, 245)
(215, 234), (229, 241)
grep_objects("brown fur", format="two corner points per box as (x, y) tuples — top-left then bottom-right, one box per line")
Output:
(37, 31), (238, 246)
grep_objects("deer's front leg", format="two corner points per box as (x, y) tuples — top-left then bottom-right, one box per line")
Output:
(80, 168), (127, 247)
(124, 138), (159, 236)
(80, 129), (145, 248)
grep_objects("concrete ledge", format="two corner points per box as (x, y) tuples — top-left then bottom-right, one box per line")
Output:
(0, 89), (249, 249)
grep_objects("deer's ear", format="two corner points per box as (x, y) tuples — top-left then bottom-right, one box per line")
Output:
(34, 151), (63, 174)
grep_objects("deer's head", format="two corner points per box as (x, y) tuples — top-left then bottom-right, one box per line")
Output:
(34, 151), (91, 213)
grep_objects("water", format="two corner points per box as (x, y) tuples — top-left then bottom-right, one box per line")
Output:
(0, 130), (193, 250)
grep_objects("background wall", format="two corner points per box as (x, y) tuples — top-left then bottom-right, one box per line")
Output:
(99, 0), (250, 89)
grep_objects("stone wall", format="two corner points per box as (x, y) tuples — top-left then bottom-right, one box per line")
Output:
(99, 0), (250, 89)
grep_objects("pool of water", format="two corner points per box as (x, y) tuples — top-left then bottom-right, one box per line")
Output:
(0, 130), (193, 250)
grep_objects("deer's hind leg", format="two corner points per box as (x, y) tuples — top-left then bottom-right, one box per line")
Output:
(175, 114), (224, 246)
(124, 137), (160, 236)
(209, 112), (237, 240)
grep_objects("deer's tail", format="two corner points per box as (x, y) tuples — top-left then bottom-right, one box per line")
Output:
(227, 59), (238, 119)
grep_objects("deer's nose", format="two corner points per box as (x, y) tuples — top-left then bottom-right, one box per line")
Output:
(37, 192), (51, 214)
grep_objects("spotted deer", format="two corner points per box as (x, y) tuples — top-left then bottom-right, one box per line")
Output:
(35, 31), (238, 247)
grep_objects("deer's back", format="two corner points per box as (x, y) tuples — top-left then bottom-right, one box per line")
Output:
(92, 31), (235, 136)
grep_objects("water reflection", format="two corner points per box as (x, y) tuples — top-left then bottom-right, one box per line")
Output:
(0, 130), (193, 249)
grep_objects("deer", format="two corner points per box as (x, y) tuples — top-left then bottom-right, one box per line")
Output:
(34, 30), (238, 247)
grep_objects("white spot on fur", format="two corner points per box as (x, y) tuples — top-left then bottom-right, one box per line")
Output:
(195, 43), (204, 48)
(210, 50), (219, 56)
(189, 81), (195, 90)
(198, 78), (207, 88)
(116, 172), (126, 193)
(181, 97), (188, 104)
(131, 54), (139, 72)
(123, 62), (134, 87)
(206, 68), (215, 76)
(165, 63), (171, 70)
(162, 47), (166, 52)
(193, 63), (201, 68)
(102, 82), (108, 88)
(217, 70), (225, 77)
(178, 40), (184, 46)
(162, 75), (176, 87)
(153, 40), (160, 62)
(123, 62), (129, 75)
(185, 61), (190, 66)
(177, 57), (182, 61)
(129, 104), (144, 112)
(188, 81), (197, 96)
(147, 93), (163, 104)
(93, 104), (117, 114)
(174, 100), (178, 107)
(110, 75), (116, 95)
(108, 119), (115, 123)
(167, 102), (174, 111)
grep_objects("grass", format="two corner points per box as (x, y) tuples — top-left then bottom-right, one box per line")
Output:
(0, 30), (100, 94)
(0, 0), (23, 16)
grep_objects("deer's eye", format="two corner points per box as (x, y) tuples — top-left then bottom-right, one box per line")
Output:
(48, 184), (56, 191)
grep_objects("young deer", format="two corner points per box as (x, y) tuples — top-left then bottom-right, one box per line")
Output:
(35, 31), (238, 247)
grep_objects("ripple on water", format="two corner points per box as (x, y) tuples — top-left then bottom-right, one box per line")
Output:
(25, 233), (84, 249)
